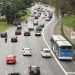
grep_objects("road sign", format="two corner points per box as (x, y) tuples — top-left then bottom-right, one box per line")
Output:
(71, 32), (75, 39)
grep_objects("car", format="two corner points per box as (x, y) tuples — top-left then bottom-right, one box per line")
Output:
(39, 23), (44, 28)
(15, 30), (21, 35)
(45, 16), (50, 21)
(35, 31), (41, 36)
(42, 14), (46, 18)
(14, 21), (21, 26)
(33, 20), (38, 25)
(8, 72), (20, 75)
(24, 30), (30, 36)
(6, 54), (16, 64)
(11, 36), (18, 42)
(31, 14), (34, 17)
(22, 48), (32, 56)
(36, 26), (42, 31)
(28, 65), (40, 75)
(17, 25), (22, 30)
(41, 48), (51, 58)
(0, 32), (7, 38)
(34, 15), (39, 19)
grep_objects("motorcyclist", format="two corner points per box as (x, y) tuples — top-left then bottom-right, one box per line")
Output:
(26, 20), (28, 24)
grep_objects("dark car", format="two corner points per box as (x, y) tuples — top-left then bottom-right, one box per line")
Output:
(15, 30), (21, 35)
(35, 31), (41, 36)
(24, 31), (30, 36)
(17, 25), (22, 30)
(11, 36), (18, 42)
(8, 72), (20, 75)
(29, 65), (40, 75)
(40, 23), (44, 28)
(35, 16), (38, 19)
(36, 26), (42, 31)
(0, 32), (7, 38)
(14, 20), (21, 26)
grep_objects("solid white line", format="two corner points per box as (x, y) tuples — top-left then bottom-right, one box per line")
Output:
(67, 72), (75, 74)
(42, 15), (68, 75)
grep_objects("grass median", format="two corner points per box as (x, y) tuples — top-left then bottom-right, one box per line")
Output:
(0, 21), (13, 32)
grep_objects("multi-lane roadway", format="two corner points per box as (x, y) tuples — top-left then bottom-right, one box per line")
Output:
(0, 3), (75, 75)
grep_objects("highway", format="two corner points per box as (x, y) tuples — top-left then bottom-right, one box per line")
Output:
(0, 3), (75, 75)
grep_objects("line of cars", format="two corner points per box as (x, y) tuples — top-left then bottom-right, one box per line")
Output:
(0, 4), (52, 75)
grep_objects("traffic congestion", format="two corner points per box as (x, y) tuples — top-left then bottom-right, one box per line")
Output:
(0, 3), (74, 75)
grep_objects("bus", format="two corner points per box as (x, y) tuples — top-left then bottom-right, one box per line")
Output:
(28, 21), (34, 31)
(50, 35), (73, 60)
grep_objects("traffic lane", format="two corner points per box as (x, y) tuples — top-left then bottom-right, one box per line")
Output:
(43, 13), (75, 73)
(0, 23), (28, 75)
(22, 30), (65, 75)
(0, 39), (17, 75)
(9, 29), (64, 75)
(0, 4), (53, 75)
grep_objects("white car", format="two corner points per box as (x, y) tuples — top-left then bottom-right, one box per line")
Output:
(45, 16), (50, 21)
(33, 20), (38, 25)
(22, 48), (32, 56)
(41, 48), (51, 57)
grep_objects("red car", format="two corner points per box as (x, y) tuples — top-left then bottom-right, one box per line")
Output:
(35, 16), (38, 19)
(6, 54), (16, 64)
(15, 30), (21, 35)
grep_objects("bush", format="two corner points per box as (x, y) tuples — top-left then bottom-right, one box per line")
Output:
(16, 10), (26, 18)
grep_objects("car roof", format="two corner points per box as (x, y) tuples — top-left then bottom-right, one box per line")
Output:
(24, 48), (31, 50)
(11, 36), (17, 38)
(31, 65), (39, 68)
(7, 54), (15, 58)
(17, 25), (21, 27)
(43, 48), (50, 51)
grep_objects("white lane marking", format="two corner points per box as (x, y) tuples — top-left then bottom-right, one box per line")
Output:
(24, 70), (26, 74)
(44, 70), (47, 73)
(41, 62), (43, 64)
(5, 71), (7, 75)
(67, 72), (75, 74)
(42, 14), (68, 75)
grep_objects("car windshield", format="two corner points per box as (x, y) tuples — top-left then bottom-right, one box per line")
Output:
(31, 66), (39, 71)
(25, 48), (31, 51)
(60, 46), (72, 50)
(43, 50), (50, 53)
(7, 55), (15, 57)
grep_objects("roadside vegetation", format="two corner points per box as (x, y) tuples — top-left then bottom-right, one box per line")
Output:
(0, 0), (33, 24)
(0, 9), (31, 32)
(0, 0), (32, 32)
(0, 21), (13, 32)
(20, 9), (31, 21)
(63, 15), (75, 30)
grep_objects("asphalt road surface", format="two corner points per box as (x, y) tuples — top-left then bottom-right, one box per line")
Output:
(0, 3), (75, 75)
